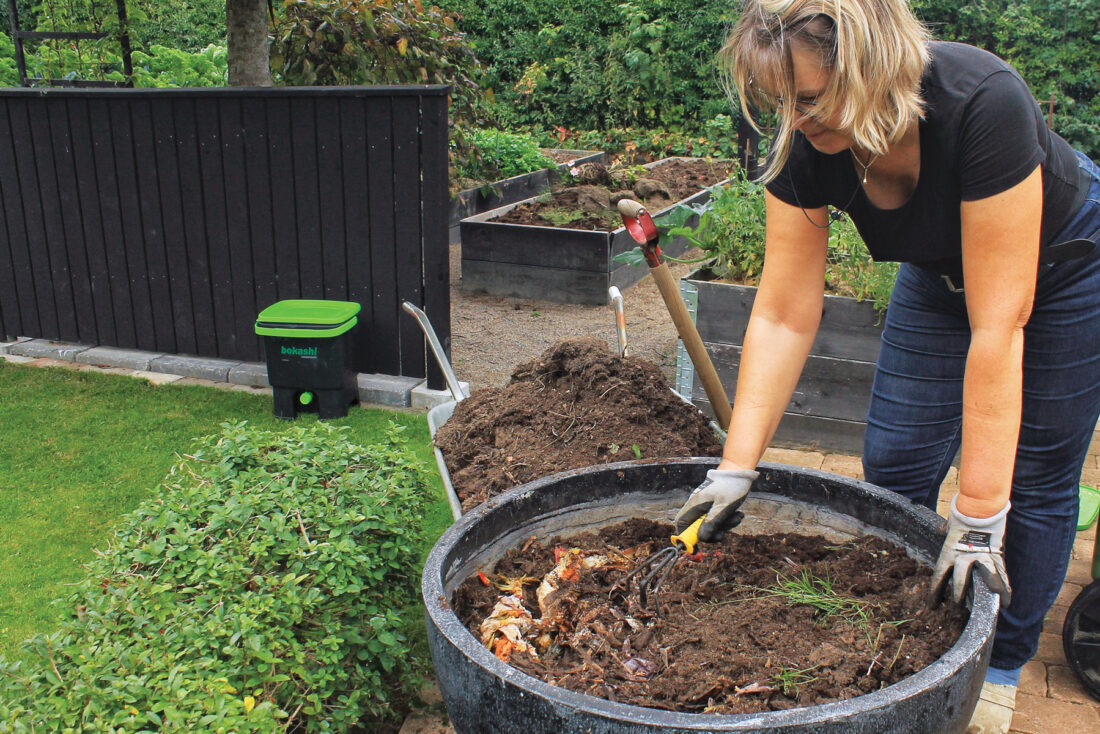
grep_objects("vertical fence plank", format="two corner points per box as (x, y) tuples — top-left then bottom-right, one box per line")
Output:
(130, 98), (177, 353)
(366, 96), (398, 376)
(195, 96), (239, 358)
(172, 98), (217, 357)
(237, 97), (272, 355)
(315, 97), (347, 302)
(151, 99), (197, 355)
(391, 96), (425, 380)
(68, 97), (118, 347)
(106, 97), (156, 350)
(291, 97), (323, 299)
(267, 97), (300, 302)
(8, 98), (57, 339)
(48, 97), (98, 344)
(420, 94), (450, 391)
(0, 99), (28, 337)
(88, 97), (137, 348)
(341, 97), (373, 373)
(26, 98), (77, 342)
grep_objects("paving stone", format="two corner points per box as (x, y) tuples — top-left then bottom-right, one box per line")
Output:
(222, 383), (272, 396)
(74, 346), (159, 370)
(762, 447), (825, 469)
(1081, 463), (1100, 489)
(0, 336), (31, 355)
(1044, 603), (1068, 636)
(227, 361), (270, 387)
(149, 355), (239, 382)
(1056, 582), (1084, 607)
(70, 363), (137, 377)
(11, 339), (89, 361)
(172, 377), (226, 389)
(1047, 663), (1097, 705)
(0, 354), (36, 364)
(359, 373), (421, 408)
(1010, 692), (1100, 733)
(30, 358), (74, 369)
(820, 454), (863, 478)
(1018, 660), (1047, 697)
(1065, 556), (1096, 587)
(132, 370), (183, 385)
(397, 711), (453, 734)
(1034, 631), (1067, 665)
(410, 380), (468, 410)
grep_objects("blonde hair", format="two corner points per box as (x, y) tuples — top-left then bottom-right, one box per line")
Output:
(719, 0), (930, 182)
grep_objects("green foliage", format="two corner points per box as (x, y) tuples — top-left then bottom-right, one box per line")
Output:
(524, 116), (741, 164)
(130, 0), (227, 53)
(0, 32), (17, 87)
(454, 128), (556, 182)
(914, 0), (1100, 159)
(129, 44), (228, 87)
(0, 421), (435, 732)
(619, 175), (898, 314)
(273, 1), (483, 123)
(437, 0), (735, 131)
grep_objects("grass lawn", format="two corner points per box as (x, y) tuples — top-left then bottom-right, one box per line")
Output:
(0, 360), (453, 661)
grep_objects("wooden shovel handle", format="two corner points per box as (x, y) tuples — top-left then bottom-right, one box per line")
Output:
(648, 260), (732, 430)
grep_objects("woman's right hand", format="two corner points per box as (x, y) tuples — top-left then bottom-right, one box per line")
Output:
(674, 468), (760, 542)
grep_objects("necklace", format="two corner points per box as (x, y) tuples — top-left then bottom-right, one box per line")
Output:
(851, 149), (877, 184)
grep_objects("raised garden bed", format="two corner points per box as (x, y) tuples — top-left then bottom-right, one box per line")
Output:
(460, 158), (733, 305)
(678, 268), (884, 454)
(449, 148), (605, 230)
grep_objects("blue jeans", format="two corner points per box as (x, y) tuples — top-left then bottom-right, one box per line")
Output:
(862, 150), (1100, 670)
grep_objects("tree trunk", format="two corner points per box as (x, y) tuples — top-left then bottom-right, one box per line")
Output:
(226, 0), (272, 87)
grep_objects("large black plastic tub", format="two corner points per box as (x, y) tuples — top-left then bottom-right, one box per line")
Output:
(423, 459), (999, 733)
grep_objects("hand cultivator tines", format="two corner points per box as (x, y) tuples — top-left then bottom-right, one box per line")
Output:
(614, 516), (704, 609)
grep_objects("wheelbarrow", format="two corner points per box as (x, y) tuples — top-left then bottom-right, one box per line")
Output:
(1064, 483), (1100, 700)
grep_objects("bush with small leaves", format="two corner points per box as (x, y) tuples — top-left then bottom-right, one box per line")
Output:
(0, 421), (434, 732)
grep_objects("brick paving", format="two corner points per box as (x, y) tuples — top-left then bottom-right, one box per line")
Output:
(4, 353), (1099, 731)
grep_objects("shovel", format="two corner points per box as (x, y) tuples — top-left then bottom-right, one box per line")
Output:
(618, 199), (732, 430)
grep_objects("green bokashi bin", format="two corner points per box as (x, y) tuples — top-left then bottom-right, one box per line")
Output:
(255, 299), (361, 419)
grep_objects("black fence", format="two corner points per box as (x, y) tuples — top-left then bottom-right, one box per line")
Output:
(0, 85), (450, 387)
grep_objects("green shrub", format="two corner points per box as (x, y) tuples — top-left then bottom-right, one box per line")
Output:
(0, 421), (434, 732)
(620, 175), (898, 315)
(130, 0), (227, 53)
(523, 116), (741, 164)
(129, 44), (228, 87)
(454, 128), (556, 183)
(0, 32), (17, 87)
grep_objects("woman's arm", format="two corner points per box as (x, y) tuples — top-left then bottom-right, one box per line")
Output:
(719, 191), (831, 471)
(956, 165), (1043, 518)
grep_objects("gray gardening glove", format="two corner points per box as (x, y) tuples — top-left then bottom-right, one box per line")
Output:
(929, 496), (1012, 607)
(675, 468), (759, 542)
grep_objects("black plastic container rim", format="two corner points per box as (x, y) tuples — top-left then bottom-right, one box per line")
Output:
(423, 457), (1000, 731)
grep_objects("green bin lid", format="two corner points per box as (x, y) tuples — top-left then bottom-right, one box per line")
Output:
(255, 300), (361, 338)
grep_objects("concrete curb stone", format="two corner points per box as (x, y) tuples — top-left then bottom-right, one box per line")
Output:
(359, 373), (421, 408)
(10, 339), (89, 361)
(149, 355), (240, 382)
(76, 346), (163, 371)
(227, 361), (270, 388)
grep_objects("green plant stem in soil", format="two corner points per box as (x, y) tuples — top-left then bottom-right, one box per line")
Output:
(0, 361), (451, 661)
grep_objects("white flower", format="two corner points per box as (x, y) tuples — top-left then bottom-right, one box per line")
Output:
(570, 166), (580, 176)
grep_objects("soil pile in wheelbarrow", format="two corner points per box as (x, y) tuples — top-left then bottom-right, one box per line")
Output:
(452, 520), (968, 714)
(434, 337), (722, 511)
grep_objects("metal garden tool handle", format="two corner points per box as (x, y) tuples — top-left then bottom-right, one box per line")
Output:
(401, 301), (467, 403)
(617, 199), (733, 430)
(608, 286), (629, 358)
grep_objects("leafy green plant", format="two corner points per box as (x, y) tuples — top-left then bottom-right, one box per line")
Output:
(524, 117), (742, 165)
(616, 174), (898, 315)
(128, 44), (227, 87)
(0, 32), (17, 86)
(453, 127), (555, 183)
(0, 421), (435, 731)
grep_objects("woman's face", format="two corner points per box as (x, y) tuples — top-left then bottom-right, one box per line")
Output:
(786, 45), (854, 155)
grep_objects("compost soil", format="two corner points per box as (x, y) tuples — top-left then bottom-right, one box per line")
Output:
(433, 337), (722, 511)
(453, 520), (968, 715)
(491, 158), (733, 231)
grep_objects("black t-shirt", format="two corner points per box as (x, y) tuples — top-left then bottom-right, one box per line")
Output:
(765, 42), (1085, 274)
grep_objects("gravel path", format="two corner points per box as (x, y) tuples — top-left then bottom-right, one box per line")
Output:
(447, 243), (704, 389)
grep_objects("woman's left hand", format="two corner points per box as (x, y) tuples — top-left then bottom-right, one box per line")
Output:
(929, 496), (1012, 607)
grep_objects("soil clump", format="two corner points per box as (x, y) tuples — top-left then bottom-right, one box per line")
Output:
(491, 158), (733, 231)
(453, 520), (968, 715)
(434, 337), (722, 511)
